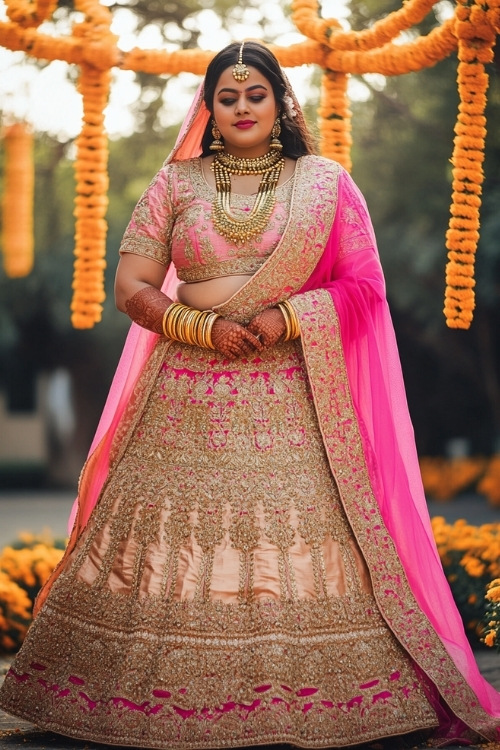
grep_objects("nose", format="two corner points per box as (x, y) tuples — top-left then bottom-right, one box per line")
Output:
(234, 94), (250, 115)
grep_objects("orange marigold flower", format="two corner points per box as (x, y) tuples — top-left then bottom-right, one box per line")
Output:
(484, 630), (496, 647)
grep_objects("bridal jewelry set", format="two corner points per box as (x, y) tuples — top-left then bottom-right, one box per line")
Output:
(210, 42), (286, 246)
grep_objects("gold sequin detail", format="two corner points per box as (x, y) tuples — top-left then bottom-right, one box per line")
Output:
(291, 289), (499, 741)
(0, 341), (438, 748)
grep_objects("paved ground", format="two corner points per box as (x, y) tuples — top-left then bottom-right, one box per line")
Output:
(0, 491), (499, 748)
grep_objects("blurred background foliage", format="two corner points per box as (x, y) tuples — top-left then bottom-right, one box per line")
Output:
(0, 0), (499, 486)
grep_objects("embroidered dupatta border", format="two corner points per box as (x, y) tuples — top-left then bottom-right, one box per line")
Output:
(213, 156), (342, 323)
(291, 289), (497, 741)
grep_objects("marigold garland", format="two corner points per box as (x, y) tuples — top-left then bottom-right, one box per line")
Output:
(318, 69), (352, 171)
(5, 0), (59, 28)
(70, 63), (111, 328)
(0, 0), (499, 327)
(1, 122), (34, 278)
(444, 5), (494, 329)
(292, 0), (438, 51)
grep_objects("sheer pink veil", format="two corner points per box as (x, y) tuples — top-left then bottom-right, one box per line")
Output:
(300, 177), (500, 724)
(66, 83), (210, 533)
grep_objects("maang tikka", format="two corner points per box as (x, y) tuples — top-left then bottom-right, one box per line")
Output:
(232, 42), (250, 82)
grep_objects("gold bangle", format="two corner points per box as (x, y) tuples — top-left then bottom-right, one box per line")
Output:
(161, 307), (174, 338)
(198, 311), (213, 349)
(161, 303), (221, 349)
(285, 300), (300, 339)
(166, 304), (182, 341)
(279, 300), (300, 341)
(181, 308), (198, 345)
(174, 305), (192, 342)
(204, 312), (220, 350)
(162, 302), (181, 338)
(199, 311), (212, 349)
(191, 311), (204, 347)
(277, 302), (292, 341)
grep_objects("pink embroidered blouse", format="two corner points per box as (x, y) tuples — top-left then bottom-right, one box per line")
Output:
(119, 157), (293, 282)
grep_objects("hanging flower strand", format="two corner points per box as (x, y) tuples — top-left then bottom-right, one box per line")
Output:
(318, 69), (352, 171)
(444, 1), (495, 329)
(70, 62), (111, 329)
(5, 0), (58, 28)
(70, 0), (117, 329)
(1, 122), (34, 278)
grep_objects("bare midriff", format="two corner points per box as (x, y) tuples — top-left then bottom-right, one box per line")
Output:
(176, 274), (253, 310)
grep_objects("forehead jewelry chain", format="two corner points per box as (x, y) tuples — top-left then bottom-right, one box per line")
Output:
(232, 42), (250, 82)
(211, 150), (285, 244)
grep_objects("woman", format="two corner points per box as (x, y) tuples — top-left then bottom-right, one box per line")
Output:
(1, 41), (499, 748)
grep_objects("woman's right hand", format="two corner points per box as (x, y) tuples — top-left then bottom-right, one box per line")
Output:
(211, 318), (264, 361)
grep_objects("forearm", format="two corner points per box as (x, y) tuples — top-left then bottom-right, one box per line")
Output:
(124, 286), (173, 335)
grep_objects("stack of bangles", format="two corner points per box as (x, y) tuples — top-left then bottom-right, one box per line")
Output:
(277, 300), (300, 341)
(162, 303), (220, 349)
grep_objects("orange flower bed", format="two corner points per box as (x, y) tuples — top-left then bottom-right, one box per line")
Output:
(420, 453), (500, 508)
(431, 517), (500, 641)
(0, 532), (65, 652)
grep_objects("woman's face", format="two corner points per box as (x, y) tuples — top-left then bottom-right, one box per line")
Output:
(212, 65), (279, 158)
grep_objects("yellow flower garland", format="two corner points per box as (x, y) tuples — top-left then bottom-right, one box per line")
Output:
(318, 68), (352, 171)
(1, 122), (34, 278)
(69, 0), (117, 328)
(5, 0), (58, 28)
(444, 3), (494, 329)
(0, 0), (499, 327)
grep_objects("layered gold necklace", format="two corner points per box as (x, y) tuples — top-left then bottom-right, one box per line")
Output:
(211, 150), (285, 244)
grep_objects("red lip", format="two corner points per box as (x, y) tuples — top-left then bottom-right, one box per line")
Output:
(235, 120), (255, 129)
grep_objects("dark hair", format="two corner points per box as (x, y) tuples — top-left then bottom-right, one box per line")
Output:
(201, 41), (316, 159)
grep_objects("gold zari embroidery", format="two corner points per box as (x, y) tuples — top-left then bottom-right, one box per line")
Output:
(291, 290), (498, 741)
(0, 341), (438, 748)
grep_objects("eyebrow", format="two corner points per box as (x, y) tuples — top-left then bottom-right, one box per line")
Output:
(216, 84), (268, 95)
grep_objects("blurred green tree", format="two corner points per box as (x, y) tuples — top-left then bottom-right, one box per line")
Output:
(347, 0), (500, 455)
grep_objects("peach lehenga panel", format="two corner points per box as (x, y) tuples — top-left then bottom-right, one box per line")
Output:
(0, 339), (438, 748)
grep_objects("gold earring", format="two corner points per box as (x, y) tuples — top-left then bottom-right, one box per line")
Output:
(270, 117), (283, 151)
(209, 120), (224, 152)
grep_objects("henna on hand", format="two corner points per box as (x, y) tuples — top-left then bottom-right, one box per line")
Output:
(211, 318), (264, 361)
(247, 308), (286, 348)
(124, 287), (172, 334)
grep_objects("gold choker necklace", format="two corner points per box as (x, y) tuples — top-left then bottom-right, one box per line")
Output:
(211, 151), (285, 244)
(215, 150), (283, 175)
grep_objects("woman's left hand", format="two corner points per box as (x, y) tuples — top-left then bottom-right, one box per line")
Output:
(247, 308), (286, 348)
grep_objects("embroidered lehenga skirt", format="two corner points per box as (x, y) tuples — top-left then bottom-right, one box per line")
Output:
(0, 339), (438, 748)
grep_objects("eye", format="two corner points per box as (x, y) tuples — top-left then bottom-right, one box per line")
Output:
(219, 97), (237, 106)
(249, 95), (265, 103)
